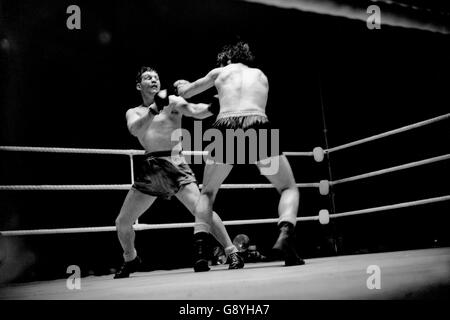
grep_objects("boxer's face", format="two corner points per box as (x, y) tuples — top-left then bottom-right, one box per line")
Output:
(137, 71), (161, 94)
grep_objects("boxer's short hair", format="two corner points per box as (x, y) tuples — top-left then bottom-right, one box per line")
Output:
(136, 66), (158, 84)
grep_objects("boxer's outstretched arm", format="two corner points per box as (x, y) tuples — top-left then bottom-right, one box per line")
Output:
(180, 102), (213, 119)
(175, 68), (222, 99)
(173, 96), (213, 120)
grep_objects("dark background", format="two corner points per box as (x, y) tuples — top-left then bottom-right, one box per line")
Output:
(0, 0), (449, 283)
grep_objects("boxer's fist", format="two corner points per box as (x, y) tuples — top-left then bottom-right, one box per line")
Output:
(154, 89), (170, 112)
(209, 96), (220, 115)
(174, 80), (190, 94)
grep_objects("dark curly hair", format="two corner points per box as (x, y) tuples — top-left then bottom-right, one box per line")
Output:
(135, 66), (158, 84)
(216, 41), (255, 67)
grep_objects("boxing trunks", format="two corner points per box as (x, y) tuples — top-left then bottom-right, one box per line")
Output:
(132, 150), (197, 199)
(210, 110), (281, 164)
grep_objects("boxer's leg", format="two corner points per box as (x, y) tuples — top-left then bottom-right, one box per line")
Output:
(176, 183), (244, 270)
(191, 162), (233, 272)
(256, 155), (304, 266)
(114, 188), (156, 278)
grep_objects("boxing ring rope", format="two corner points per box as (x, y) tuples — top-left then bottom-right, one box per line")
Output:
(0, 146), (144, 155)
(0, 112), (449, 236)
(0, 146), (208, 156)
(329, 195), (450, 219)
(0, 217), (319, 237)
(0, 146), (313, 158)
(324, 113), (450, 154)
(272, 113), (450, 160)
(0, 146), (323, 192)
(1, 112), (448, 160)
(0, 183), (320, 191)
(282, 151), (313, 156)
(1, 194), (449, 236)
(330, 154), (450, 186)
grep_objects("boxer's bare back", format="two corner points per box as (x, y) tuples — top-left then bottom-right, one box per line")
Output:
(177, 63), (269, 116)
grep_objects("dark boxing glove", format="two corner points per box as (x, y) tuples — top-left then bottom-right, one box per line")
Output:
(169, 84), (179, 96)
(153, 89), (170, 113)
(148, 105), (160, 116)
(209, 96), (220, 116)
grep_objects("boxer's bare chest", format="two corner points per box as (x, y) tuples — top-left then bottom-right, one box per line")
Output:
(137, 107), (182, 151)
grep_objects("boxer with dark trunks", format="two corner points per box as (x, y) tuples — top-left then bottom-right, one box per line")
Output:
(114, 67), (243, 278)
(175, 41), (304, 266)
(132, 150), (196, 200)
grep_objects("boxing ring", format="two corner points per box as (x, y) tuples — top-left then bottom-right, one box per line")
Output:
(0, 113), (449, 299)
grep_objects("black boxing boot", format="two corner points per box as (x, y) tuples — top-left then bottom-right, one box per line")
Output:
(228, 252), (244, 269)
(193, 232), (211, 272)
(272, 222), (305, 266)
(114, 256), (142, 279)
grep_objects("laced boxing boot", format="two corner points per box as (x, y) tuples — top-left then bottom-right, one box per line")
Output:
(272, 221), (305, 266)
(114, 256), (142, 279)
(193, 232), (211, 272)
(228, 252), (244, 269)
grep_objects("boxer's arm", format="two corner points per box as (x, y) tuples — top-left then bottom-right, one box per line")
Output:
(175, 68), (222, 98)
(173, 96), (212, 119)
(180, 103), (213, 119)
(126, 107), (156, 136)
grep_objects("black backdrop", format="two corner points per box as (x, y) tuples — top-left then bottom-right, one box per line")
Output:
(0, 0), (449, 282)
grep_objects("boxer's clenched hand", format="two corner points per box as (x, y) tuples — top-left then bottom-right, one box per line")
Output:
(173, 80), (190, 95)
(153, 89), (170, 112)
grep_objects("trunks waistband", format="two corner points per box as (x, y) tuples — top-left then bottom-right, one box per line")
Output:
(216, 110), (267, 120)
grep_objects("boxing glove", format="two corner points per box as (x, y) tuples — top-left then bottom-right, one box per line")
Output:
(153, 89), (170, 112)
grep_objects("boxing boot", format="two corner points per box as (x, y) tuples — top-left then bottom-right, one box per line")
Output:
(114, 256), (142, 279)
(272, 221), (305, 266)
(228, 252), (244, 269)
(193, 232), (211, 272)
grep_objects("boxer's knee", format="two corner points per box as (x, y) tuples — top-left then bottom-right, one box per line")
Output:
(115, 215), (134, 233)
(201, 188), (219, 202)
(279, 186), (300, 213)
(280, 184), (299, 198)
(201, 189), (214, 199)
